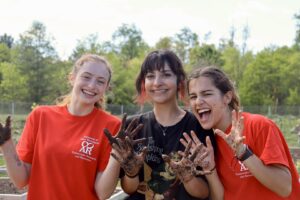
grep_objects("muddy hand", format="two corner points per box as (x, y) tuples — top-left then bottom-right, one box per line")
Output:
(0, 116), (11, 146)
(180, 131), (215, 175)
(162, 141), (196, 183)
(214, 110), (246, 157)
(111, 136), (148, 177)
(104, 113), (144, 147)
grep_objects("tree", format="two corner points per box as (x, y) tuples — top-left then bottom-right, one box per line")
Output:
(239, 48), (288, 106)
(0, 62), (28, 102)
(0, 33), (14, 48)
(112, 24), (149, 65)
(14, 21), (59, 103)
(155, 37), (173, 50)
(294, 12), (300, 49)
(69, 33), (104, 61)
(189, 44), (224, 69)
(107, 53), (141, 105)
(0, 43), (11, 62)
(174, 27), (199, 63)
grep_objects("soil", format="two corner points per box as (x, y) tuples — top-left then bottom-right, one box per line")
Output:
(0, 178), (27, 194)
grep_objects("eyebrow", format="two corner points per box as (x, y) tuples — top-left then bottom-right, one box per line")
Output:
(82, 72), (107, 80)
(189, 89), (213, 94)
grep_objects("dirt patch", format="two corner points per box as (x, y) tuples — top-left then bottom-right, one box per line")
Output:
(0, 178), (27, 194)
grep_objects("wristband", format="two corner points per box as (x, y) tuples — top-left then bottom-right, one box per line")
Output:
(237, 145), (253, 161)
(125, 173), (139, 178)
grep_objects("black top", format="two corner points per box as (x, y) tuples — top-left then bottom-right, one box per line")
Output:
(121, 111), (216, 200)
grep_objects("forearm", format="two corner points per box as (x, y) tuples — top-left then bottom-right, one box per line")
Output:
(121, 175), (139, 194)
(183, 176), (209, 198)
(243, 154), (292, 197)
(95, 156), (121, 200)
(1, 139), (30, 188)
(205, 169), (224, 200)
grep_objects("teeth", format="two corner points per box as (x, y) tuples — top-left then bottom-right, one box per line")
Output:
(198, 108), (210, 114)
(83, 89), (96, 96)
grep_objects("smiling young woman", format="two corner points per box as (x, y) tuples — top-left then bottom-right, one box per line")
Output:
(184, 66), (300, 200)
(0, 54), (128, 200)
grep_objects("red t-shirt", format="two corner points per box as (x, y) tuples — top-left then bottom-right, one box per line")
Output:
(17, 106), (121, 200)
(216, 112), (300, 200)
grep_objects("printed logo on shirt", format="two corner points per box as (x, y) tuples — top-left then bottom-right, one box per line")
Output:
(72, 136), (99, 162)
(235, 161), (253, 179)
(80, 141), (94, 155)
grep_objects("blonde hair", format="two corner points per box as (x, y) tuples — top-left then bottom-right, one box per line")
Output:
(56, 54), (112, 109)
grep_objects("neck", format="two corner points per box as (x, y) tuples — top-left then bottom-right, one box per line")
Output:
(68, 101), (94, 116)
(217, 108), (233, 132)
(153, 101), (185, 126)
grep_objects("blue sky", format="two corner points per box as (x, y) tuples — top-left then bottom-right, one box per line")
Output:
(1, 0), (300, 59)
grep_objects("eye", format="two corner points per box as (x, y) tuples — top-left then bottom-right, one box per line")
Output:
(163, 72), (172, 77)
(189, 95), (197, 100)
(81, 75), (90, 80)
(97, 79), (106, 85)
(145, 74), (155, 79)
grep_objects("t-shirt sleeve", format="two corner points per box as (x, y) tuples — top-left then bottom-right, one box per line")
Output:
(97, 119), (121, 172)
(16, 110), (37, 164)
(254, 120), (289, 168)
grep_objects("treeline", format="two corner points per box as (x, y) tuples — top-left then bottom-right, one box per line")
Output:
(1, 12), (300, 107)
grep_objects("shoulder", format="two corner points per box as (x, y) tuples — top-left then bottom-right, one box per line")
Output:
(242, 112), (275, 127)
(29, 105), (60, 116)
(126, 111), (153, 123)
(97, 109), (121, 125)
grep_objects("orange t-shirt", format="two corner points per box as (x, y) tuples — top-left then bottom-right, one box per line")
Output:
(216, 112), (300, 200)
(17, 106), (121, 200)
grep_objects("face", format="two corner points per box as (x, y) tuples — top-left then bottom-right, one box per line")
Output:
(144, 65), (178, 104)
(71, 61), (110, 107)
(188, 76), (232, 130)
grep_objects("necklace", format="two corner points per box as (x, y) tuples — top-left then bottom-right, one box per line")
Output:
(158, 123), (168, 136)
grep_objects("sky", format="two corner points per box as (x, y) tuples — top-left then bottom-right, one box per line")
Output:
(1, 0), (300, 59)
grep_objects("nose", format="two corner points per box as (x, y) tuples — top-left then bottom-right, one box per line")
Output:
(195, 96), (204, 105)
(87, 79), (97, 88)
(153, 75), (163, 86)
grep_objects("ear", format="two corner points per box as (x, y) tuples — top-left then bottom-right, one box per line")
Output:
(223, 91), (233, 105)
(68, 73), (75, 86)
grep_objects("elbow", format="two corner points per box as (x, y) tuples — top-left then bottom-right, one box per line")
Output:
(12, 180), (28, 190)
(277, 184), (292, 198)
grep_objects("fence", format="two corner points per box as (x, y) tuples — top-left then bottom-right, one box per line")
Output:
(1, 102), (300, 116)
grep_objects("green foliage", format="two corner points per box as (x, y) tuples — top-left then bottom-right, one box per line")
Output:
(174, 27), (198, 63)
(189, 44), (224, 68)
(13, 21), (59, 103)
(155, 37), (173, 50)
(112, 24), (149, 64)
(0, 62), (28, 101)
(0, 33), (14, 48)
(69, 33), (104, 61)
(109, 54), (142, 105)
(0, 43), (11, 62)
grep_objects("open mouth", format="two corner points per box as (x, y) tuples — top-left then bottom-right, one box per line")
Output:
(197, 108), (211, 121)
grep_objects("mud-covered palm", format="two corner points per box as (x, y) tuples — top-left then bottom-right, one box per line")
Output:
(162, 141), (198, 183)
(214, 110), (246, 157)
(180, 131), (215, 173)
(104, 113), (147, 177)
(0, 116), (11, 146)
(111, 137), (147, 177)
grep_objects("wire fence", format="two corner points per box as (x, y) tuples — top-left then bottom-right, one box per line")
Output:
(0, 102), (300, 117)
